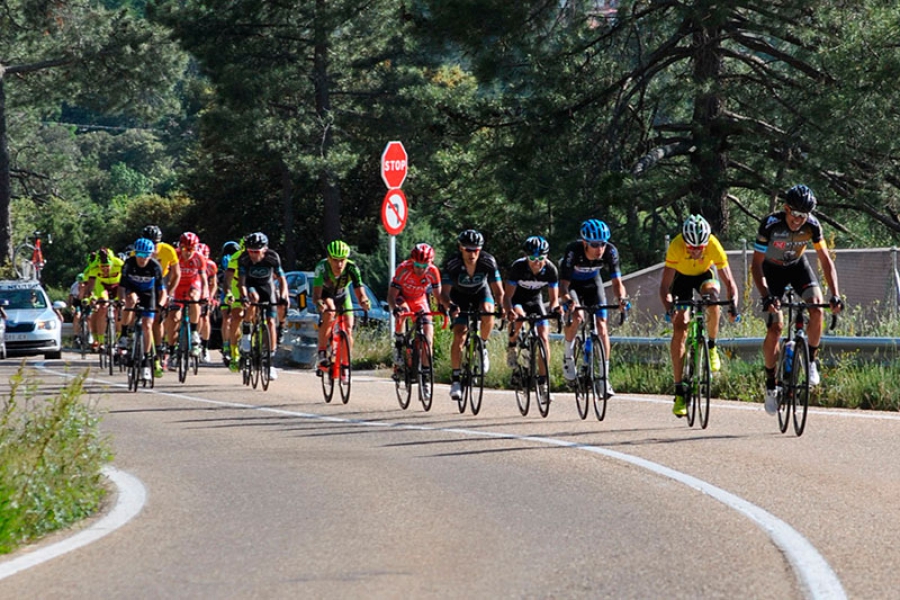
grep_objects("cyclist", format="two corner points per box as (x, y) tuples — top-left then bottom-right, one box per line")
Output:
(197, 242), (218, 363)
(503, 236), (560, 381)
(751, 184), (843, 414)
(439, 229), (504, 401)
(659, 215), (739, 417)
(219, 240), (242, 366)
(142, 225), (181, 368)
(238, 232), (288, 381)
(163, 232), (208, 367)
(68, 273), (90, 348)
(312, 240), (372, 372)
(81, 248), (125, 352)
(118, 238), (168, 381)
(222, 238), (249, 371)
(559, 219), (629, 395)
(387, 243), (443, 373)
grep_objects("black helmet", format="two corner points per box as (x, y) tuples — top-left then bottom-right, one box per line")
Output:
(523, 235), (549, 256)
(245, 232), (268, 250)
(785, 184), (817, 213)
(457, 229), (484, 248)
(142, 225), (163, 243)
(222, 240), (240, 256)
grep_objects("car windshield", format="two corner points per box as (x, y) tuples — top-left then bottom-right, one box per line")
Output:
(0, 289), (47, 310)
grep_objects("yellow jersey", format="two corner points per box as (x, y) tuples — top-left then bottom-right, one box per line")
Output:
(665, 234), (729, 276)
(155, 242), (179, 277)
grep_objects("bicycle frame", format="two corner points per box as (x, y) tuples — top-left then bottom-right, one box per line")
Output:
(173, 299), (205, 384)
(318, 307), (367, 404)
(566, 302), (623, 421)
(511, 312), (560, 418)
(394, 310), (447, 411)
(455, 309), (501, 416)
(124, 306), (155, 392)
(241, 301), (274, 391)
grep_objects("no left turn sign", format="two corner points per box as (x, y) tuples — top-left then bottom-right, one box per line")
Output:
(381, 189), (408, 236)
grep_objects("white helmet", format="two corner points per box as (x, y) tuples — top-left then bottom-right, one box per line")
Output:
(683, 215), (711, 246)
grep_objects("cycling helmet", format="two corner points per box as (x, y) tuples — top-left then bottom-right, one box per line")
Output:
(197, 243), (210, 258)
(326, 239), (351, 259)
(245, 232), (269, 250)
(410, 243), (435, 264)
(134, 238), (155, 257)
(785, 184), (817, 213)
(222, 240), (240, 256)
(98, 248), (111, 265)
(523, 235), (549, 257)
(142, 225), (162, 243)
(180, 231), (200, 249)
(580, 219), (610, 243)
(682, 215), (711, 247)
(457, 229), (484, 248)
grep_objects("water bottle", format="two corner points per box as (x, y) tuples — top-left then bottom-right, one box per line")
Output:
(784, 341), (795, 374)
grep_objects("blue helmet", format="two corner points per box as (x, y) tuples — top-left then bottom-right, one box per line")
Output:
(580, 219), (610, 243)
(523, 235), (549, 256)
(134, 238), (155, 256)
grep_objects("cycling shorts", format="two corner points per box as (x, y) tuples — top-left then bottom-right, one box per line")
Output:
(671, 270), (720, 305)
(569, 281), (610, 318)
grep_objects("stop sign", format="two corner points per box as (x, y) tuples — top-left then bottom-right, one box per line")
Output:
(381, 141), (408, 189)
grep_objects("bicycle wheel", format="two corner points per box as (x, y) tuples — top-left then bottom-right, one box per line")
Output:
(12, 243), (36, 280)
(78, 318), (90, 359)
(792, 338), (811, 436)
(468, 335), (485, 415)
(178, 323), (190, 383)
(513, 341), (530, 417)
(573, 336), (589, 420)
(320, 348), (335, 403)
(105, 313), (116, 375)
(128, 338), (142, 392)
(455, 345), (469, 415)
(250, 326), (261, 390)
(534, 336), (551, 418)
(416, 335), (434, 412)
(241, 346), (252, 387)
(591, 334), (608, 421)
(395, 336), (413, 410)
(776, 341), (791, 434)
(683, 340), (697, 426)
(260, 324), (272, 391)
(697, 338), (712, 429)
(337, 330), (351, 404)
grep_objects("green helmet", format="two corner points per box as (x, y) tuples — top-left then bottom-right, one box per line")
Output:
(327, 240), (351, 259)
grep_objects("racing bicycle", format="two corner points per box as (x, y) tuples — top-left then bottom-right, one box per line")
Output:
(13, 231), (50, 282)
(172, 299), (206, 383)
(239, 300), (279, 391)
(510, 312), (561, 418)
(393, 310), (447, 412)
(453, 309), (502, 416)
(316, 307), (368, 403)
(124, 306), (156, 392)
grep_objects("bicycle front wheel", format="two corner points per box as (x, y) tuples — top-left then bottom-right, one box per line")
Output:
(591, 335), (608, 422)
(178, 324), (190, 383)
(792, 338), (811, 436)
(534, 337), (551, 419)
(105, 314), (116, 376)
(259, 325), (272, 391)
(573, 337), (589, 420)
(513, 343), (530, 417)
(468, 335), (485, 415)
(320, 355), (335, 403)
(337, 330), (351, 404)
(128, 340), (142, 393)
(776, 341), (791, 434)
(416, 335), (434, 412)
(696, 339), (711, 429)
(395, 337), (413, 410)
(684, 342), (697, 427)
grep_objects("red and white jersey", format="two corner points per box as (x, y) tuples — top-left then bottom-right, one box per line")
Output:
(179, 252), (208, 284)
(390, 259), (441, 302)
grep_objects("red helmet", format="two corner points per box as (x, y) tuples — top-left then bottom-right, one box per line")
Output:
(410, 243), (435, 264)
(197, 242), (210, 258)
(180, 232), (200, 249)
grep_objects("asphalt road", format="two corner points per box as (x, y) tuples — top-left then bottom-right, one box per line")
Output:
(1, 352), (898, 599)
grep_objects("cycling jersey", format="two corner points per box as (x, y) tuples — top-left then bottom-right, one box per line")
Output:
(173, 252), (208, 301)
(238, 249), (285, 305)
(390, 260), (441, 303)
(754, 212), (827, 266)
(313, 258), (364, 298)
(559, 241), (622, 285)
(84, 254), (124, 299)
(155, 242), (179, 277)
(506, 257), (559, 306)
(665, 234), (729, 276)
(120, 256), (165, 312)
(441, 251), (502, 302)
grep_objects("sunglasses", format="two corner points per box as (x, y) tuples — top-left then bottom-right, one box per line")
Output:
(588, 242), (605, 249)
(463, 247), (481, 253)
(686, 244), (706, 252)
(136, 252), (151, 259)
(528, 254), (547, 262)
(789, 208), (810, 219)
(413, 261), (429, 269)
(248, 248), (265, 254)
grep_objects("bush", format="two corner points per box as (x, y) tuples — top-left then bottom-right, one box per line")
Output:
(0, 367), (112, 554)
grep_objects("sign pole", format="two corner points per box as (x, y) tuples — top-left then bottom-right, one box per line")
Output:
(380, 141), (409, 335)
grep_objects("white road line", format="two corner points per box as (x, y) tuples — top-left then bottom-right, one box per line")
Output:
(0, 467), (146, 580)
(33, 367), (847, 599)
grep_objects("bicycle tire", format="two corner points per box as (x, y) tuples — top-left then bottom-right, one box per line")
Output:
(468, 335), (485, 415)
(260, 323), (272, 391)
(697, 339), (711, 429)
(241, 345), (252, 387)
(395, 334), (413, 410)
(776, 339), (791, 434)
(78, 317), (90, 359)
(105, 310), (116, 376)
(320, 357), (335, 403)
(178, 322), (190, 383)
(573, 337), (589, 420)
(534, 336), (551, 418)
(513, 339), (530, 417)
(416, 335), (434, 412)
(128, 335), (142, 393)
(13, 243), (36, 280)
(455, 343), (468, 414)
(250, 325), (261, 390)
(792, 337), (811, 436)
(591, 334), (608, 421)
(337, 330), (351, 404)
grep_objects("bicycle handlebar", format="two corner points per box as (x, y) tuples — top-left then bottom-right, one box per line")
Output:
(395, 310), (450, 330)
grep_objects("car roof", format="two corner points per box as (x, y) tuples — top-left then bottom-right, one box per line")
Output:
(0, 280), (44, 291)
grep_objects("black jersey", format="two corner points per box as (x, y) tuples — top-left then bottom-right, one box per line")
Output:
(754, 212), (826, 266)
(506, 257), (559, 305)
(120, 257), (165, 295)
(441, 251), (502, 299)
(558, 241), (622, 286)
(238, 249), (285, 288)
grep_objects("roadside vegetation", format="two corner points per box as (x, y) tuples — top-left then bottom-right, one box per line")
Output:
(0, 367), (111, 555)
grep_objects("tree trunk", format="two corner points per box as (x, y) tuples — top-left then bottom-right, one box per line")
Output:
(689, 14), (730, 234)
(315, 0), (341, 244)
(0, 74), (12, 262)
(280, 162), (296, 269)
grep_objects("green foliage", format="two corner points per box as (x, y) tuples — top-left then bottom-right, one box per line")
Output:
(0, 367), (112, 554)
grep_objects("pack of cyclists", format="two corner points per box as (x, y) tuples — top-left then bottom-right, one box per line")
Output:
(62, 182), (844, 417)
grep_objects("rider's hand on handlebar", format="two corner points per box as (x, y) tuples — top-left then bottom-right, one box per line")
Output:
(830, 295), (845, 314)
(761, 294), (780, 311)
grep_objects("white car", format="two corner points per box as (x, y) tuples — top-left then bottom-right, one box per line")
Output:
(0, 279), (65, 360)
